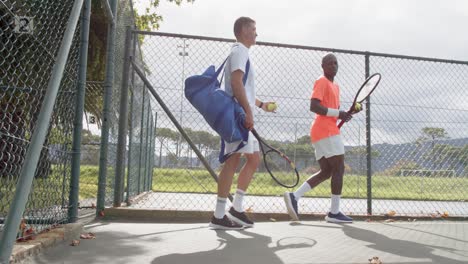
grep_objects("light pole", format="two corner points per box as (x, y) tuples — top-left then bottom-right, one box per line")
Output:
(176, 40), (188, 162)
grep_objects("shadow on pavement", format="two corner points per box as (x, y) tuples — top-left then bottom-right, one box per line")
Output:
(151, 228), (316, 264)
(30, 230), (153, 264)
(340, 224), (467, 264)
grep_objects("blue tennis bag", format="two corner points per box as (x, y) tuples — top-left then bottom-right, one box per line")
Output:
(184, 58), (250, 145)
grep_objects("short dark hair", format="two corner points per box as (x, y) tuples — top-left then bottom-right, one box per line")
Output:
(233, 17), (255, 39)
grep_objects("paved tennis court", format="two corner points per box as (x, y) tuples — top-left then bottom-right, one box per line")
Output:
(26, 220), (468, 264)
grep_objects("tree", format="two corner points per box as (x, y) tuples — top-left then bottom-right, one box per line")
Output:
(87, 0), (195, 123)
(296, 135), (310, 145)
(155, 127), (177, 167)
(347, 146), (380, 158)
(81, 129), (101, 144)
(134, 0), (195, 32)
(416, 127), (449, 169)
(416, 127), (448, 145)
(429, 144), (466, 172)
(346, 146), (380, 174)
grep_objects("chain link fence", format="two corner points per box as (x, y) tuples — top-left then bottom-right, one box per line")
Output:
(1, 0), (81, 239)
(75, 81), (103, 209)
(121, 32), (467, 218)
(1, 1), (467, 250)
(94, 0), (156, 208)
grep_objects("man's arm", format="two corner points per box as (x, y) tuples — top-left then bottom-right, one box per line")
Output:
(310, 98), (352, 121)
(231, 70), (254, 130)
(310, 99), (327, 115)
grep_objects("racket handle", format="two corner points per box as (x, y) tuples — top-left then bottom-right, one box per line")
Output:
(337, 119), (345, 128)
(337, 110), (352, 129)
(251, 128), (260, 140)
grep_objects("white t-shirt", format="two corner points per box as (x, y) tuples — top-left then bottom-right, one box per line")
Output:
(223, 42), (256, 111)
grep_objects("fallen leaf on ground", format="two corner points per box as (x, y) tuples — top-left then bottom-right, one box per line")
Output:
(80, 232), (96, 239)
(385, 210), (396, 217)
(70, 240), (80, 246)
(368, 256), (383, 264)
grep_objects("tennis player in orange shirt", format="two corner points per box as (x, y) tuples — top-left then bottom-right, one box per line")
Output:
(284, 53), (357, 223)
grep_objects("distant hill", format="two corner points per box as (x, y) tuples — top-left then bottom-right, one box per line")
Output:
(346, 138), (468, 175)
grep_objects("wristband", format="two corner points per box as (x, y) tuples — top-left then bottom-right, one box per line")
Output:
(258, 102), (263, 108)
(326, 108), (339, 117)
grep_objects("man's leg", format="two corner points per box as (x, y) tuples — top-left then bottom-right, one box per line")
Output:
(236, 152), (260, 192)
(217, 153), (241, 198)
(306, 157), (333, 189)
(284, 157), (332, 220)
(227, 152), (260, 227)
(328, 155), (345, 196)
(210, 154), (243, 229)
(325, 154), (352, 223)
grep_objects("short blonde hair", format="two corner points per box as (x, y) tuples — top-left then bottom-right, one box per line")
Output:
(233, 17), (255, 39)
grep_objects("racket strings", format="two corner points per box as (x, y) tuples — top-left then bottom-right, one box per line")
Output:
(356, 74), (381, 102)
(263, 150), (298, 187)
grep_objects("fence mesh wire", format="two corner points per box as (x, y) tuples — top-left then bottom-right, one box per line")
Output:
(125, 31), (157, 205)
(1, 2), (467, 245)
(124, 32), (467, 218)
(1, 0), (81, 238)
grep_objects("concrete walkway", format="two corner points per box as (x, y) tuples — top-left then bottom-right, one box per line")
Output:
(26, 220), (468, 264)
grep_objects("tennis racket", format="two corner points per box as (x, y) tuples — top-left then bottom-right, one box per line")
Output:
(251, 129), (300, 188)
(338, 73), (382, 128)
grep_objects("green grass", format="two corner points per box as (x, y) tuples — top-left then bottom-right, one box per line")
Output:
(1, 169), (67, 215)
(2, 166), (466, 214)
(150, 168), (468, 201)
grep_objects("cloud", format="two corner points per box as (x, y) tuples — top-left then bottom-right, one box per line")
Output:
(143, 0), (468, 61)
(135, 0), (468, 146)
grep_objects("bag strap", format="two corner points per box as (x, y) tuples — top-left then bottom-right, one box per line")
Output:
(215, 57), (229, 78)
(219, 57), (250, 86)
(242, 60), (250, 85)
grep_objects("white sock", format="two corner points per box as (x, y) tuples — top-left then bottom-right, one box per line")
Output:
(293, 182), (312, 200)
(330, 194), (341, 214)
(232, 189), (245, 212)
(214, 197), (227, 219)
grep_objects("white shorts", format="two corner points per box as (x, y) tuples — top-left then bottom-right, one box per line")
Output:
(224, 131), (260, 155)
(312, 135), (345, 160)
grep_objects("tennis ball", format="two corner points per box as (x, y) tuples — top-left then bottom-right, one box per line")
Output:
(267, 102), (277, 111)
(354, 103), (362, 111)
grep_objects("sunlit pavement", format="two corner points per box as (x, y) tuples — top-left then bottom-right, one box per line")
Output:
(27, 220), (468, 264)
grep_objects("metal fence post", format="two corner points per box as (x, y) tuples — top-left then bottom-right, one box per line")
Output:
(126, 89), (135, 203)
(365, 53), (372, 215)
(114, 26), (133, 207)
(144, 103), (151, 191)
(149, 113), (157, 189)
(69, 0), (91, 223)
(137, 85), (147, 194)
(0, 0), (84, 262)
(96, 0), (118, 215)
(125, 30), (138, 203)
